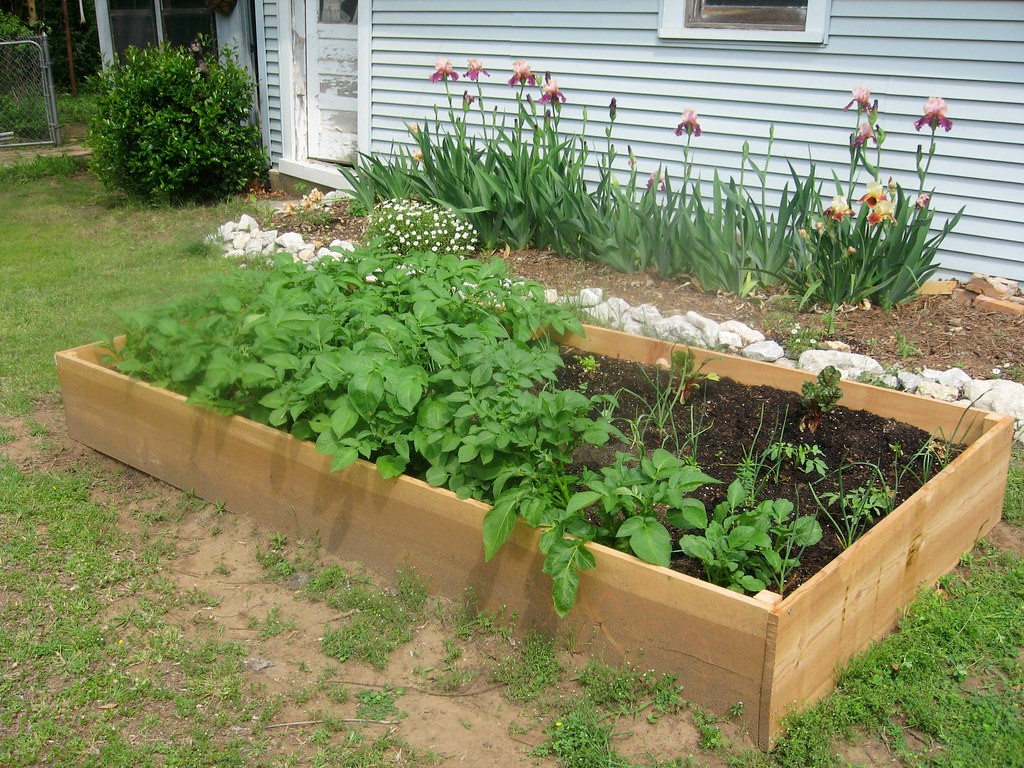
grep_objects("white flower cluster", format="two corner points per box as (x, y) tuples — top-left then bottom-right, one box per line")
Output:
(366, 199), (478, 257)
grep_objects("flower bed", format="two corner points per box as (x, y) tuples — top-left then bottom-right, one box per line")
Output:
(57, 320), (1012, 748)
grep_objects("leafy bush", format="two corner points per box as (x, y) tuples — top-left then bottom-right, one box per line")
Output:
(0, 10), (32, 38)
(88, 43), (268, 204)
(365, 199), (478, 256)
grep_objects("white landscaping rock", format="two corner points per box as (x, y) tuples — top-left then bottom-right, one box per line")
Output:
(578, 288), (604, 307)
(741, 340), (786, 363)
(629, 304), (662, 325)
(798, 350), (884, 379)
(544, 288), (559, 304)
(717, 330), (744, 350)
(275, 232), (307, 253)
(237, 213), (260, 233)
(897, 371), (923, 393)
(330, 239), (357, 253)
(652, 316), (705, 346)
(685, 311), (720, 348)
(916, 381), (960, 402)
(963, 379), (1024, 442)
(718, 320), (764, 346)
(936, 368), (972, 391)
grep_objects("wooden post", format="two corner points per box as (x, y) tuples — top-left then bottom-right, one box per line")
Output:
(61, 0), (78, 96)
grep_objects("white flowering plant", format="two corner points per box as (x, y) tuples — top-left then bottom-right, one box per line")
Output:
(365, 199), (478, 257)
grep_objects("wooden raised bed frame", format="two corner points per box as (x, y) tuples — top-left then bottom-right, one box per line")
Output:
(55, 325), (1014, 748)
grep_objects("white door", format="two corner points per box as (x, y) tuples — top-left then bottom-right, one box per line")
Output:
(306, 0), (358, 163)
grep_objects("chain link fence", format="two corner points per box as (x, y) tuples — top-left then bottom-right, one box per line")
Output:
(0, 35), (61, 148)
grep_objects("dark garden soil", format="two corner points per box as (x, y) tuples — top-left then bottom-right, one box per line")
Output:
(266, 199), (1024, 383)
(555, 349), (952, 594)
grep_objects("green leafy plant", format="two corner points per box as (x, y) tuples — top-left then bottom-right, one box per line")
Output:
(365, 198), (478, 256)
(778, 91), (963, 308)
(88, 41), (268, 204)
(670, 347), (721, 403)
(678, 479), (823, 593)
(800, 365), (843, 433)
(765, 440), (828, 478)
(811, 465), (893, 549)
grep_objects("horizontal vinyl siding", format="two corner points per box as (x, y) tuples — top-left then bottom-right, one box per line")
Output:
(367, 0), (1024, 281)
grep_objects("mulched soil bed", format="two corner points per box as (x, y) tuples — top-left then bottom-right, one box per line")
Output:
(556, 347), (957, 594)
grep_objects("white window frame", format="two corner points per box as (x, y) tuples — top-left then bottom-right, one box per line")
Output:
(659, 0), (831, 44)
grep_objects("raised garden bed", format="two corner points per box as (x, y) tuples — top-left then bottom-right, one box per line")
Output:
(56, 324), (1013, 748)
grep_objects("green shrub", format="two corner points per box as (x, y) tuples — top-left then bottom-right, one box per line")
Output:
(0, 10), (32, 38)
(88, 43), (268, 204)
(365, 199), (478, 256)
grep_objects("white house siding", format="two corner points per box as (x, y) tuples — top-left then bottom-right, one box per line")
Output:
(256, 0), (285, 159)
(366, 0), (1024, 281)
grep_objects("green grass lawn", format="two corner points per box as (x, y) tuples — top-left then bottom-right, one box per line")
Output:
(0, 173), (255, 415)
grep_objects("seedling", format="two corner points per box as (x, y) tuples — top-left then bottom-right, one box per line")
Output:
(799, 365), (843, 433)
(671, 347), (720, 404)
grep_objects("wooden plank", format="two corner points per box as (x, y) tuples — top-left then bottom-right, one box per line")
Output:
(918, 279), (958, 295)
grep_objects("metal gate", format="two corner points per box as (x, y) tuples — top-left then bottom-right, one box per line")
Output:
(0, 35), (61, 148)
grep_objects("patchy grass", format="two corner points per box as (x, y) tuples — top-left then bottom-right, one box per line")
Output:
(0, 174), (258, 416)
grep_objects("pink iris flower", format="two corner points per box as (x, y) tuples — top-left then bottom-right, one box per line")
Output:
(674, 109), (702, 137)
(429, 58), (458, 83)
(539, 75), (567, 104)
(844, 86), (872, 112)
(462, 90), (476, 107)
(647, 171), (665, 191)
(852, 121), (876, 147)
(914, 97), (953, 132)
(465, 58), (489, 81)
(508, 59), (537, 87)
(915, 193), (931, 209)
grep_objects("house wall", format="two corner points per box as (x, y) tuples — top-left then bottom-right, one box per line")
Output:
(360, 0), (1024, 281)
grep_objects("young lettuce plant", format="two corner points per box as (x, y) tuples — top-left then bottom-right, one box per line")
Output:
(799, 365), (843, 433)
(485, 447), (718, 616)
(678, 479), (822, 594)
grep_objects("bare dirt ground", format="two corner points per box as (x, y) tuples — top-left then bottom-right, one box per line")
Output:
(2, 400), (750, 767)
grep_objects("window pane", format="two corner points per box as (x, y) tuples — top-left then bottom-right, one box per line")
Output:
(704, 1), (806, 6)
(162, 6), (216, 48)
(319, 0), (358, 23)
(688, 0), (806, 29)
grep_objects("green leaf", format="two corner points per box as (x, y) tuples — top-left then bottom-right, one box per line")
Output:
(667, 498), (708, 530)
(424, 465), (448, 487)
(329, 446), (359, 472)
(678, 535), (713, 563)
(348, 369), (384, 417)
(565, 491), (602, 515)
(376, 454), (407, 479)
(417, 399), (452, 430)
(482, 495), (517, 562)
(330, 400), (359, 438)
(542, 539), (596, 617)
(394, 378), (423, 413)
(616, 516), (671, 568)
